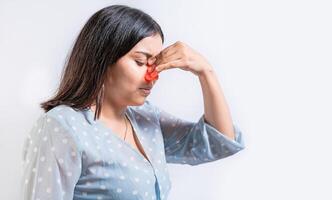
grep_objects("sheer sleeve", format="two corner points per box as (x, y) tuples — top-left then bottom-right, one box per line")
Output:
(20, 114), (82, 200)
(146, 100), (245, 166)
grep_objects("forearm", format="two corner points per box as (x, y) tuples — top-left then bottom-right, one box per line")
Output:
(198, 66), (236, 140)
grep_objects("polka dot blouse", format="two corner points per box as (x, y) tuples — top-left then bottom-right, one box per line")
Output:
(20, 100), (245, 200)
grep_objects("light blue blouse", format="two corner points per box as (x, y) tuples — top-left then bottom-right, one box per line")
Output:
(20, 100), (245, 200)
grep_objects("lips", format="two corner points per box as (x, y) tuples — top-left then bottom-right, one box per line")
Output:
(140, 86), (152, 90)
(139, 88), (151, 96)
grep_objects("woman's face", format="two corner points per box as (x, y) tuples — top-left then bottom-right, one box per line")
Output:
(104, 34), (163, 106)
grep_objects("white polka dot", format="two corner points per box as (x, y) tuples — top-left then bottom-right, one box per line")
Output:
(71, 116), (76, 121)
(54, 127), (59, 132)
(146, 180), (151, 184)
(62, 138), (68, 144)
(122, 162), (127, 167)
(132, 190), (138, 195)
(134, 177), (140, 182)
(51, 146), (56, 152)
(100, 185), (106, 190)
(47, 118), (51, 123)
(118, 144), (122, 148)
(145, 191), (149, 196)
(46, 187), (51, 193)
(47, 167), (52, 172)
(116, 188), (122, 193)
(40, 156), (45, 162)
(33, 147), (38, 153)
(43, 136), (48, 141)
(97, 196), (103, 200)
(130, 156), (135, 161)
(24, 179), (28, 184)
(37, 177), (43, 182)
(67, 172), (72, 177)
(119, 175), (126, 180)
(59, 158), (64, 164)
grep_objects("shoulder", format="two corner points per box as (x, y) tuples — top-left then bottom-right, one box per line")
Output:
(31, 105), (86, 139)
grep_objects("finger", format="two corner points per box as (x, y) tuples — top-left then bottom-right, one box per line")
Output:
(155, 52), (182, 68)
(155, 59), (183, 72)
(155, 44), (178, 65)
(147, 57), (156, 65)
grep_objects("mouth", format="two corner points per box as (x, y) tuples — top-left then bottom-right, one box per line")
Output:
(139, 87), (152, 96)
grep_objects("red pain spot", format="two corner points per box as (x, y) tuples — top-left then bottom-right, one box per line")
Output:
(145, 63), (159, 83)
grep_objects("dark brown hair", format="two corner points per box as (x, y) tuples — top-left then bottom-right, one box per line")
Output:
(40, 5), (164, 120)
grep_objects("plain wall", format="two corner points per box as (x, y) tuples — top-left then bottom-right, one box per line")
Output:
(1, 0), (331, 199)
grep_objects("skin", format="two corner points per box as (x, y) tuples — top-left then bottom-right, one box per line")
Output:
(91, 34), (236, 142)
(90, 34), (162, 142)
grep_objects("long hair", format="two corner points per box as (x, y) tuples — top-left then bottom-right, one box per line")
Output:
(40, 5), (164, 120)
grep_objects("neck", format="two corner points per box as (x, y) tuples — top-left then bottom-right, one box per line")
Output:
(90, 102), (127, 123)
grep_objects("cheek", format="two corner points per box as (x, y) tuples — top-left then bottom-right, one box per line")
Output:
(121, 62), (146, 83)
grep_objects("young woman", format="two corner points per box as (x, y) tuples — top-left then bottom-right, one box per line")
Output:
(21, 5), (245, 200)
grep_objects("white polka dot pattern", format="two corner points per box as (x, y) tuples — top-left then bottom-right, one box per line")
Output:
(20, 100), (245, 200)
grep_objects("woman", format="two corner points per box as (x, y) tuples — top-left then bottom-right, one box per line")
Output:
(21, 5), (245, 200)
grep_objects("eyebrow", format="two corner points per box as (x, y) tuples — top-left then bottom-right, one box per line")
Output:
(134, 51), (153, 58)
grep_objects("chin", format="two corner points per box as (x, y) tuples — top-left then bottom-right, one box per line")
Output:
(130, 97), (146, 106)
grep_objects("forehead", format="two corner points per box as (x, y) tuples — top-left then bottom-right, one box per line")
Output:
(130, 34), (163, 57)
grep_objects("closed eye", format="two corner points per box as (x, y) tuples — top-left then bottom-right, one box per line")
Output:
(135, 60), (145, 66)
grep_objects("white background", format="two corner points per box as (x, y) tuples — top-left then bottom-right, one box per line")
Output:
(1, 0), (331, 199)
